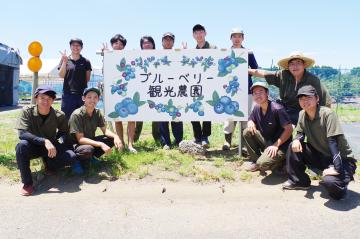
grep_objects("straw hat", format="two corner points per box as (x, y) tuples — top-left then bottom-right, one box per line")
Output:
(277, 51), (315, 69)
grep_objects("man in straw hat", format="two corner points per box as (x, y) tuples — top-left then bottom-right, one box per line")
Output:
(249, 51), (331, 125)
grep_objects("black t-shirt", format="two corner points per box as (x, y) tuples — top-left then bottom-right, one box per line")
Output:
(58, 55), (92, 95)
(249, 100), (292, 150)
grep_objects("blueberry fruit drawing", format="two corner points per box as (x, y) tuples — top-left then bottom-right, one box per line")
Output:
(111, 79), (128, 96)
(185, 96), (205, 116)
(223, 75), (240, 96)
(206, 91), (244, 116)
(147, 99), (182, 120)
(108, 92), (146, 118)
(116, 58), (136, 81)
(217, 50), (246, 77)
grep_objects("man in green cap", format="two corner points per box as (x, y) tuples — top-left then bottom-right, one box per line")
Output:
(69, 87), (122, 171)
(243, 81), (293, 172)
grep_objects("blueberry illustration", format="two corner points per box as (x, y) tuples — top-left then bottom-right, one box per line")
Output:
(218, 65), (225, 72)
(231, 101), (239, 111)
(111, 86), (118, 94)
(149, 103), (155, 109)
(116, 89), (122, 95)
(226, 88), (231, 94)
(122, 97), (133, 106)
(214, 103), (225, 114)
(193, 106), (199, 112)
(161, 107), (166, 112)
(176, 112), (181, 117)
(233, 76), (238, 81)
(198, 105), (204, 112)
(224, 104), (235, 115)
(195, 101), (201, 107)
(122, 72), (127, 77)
(115, 102), (124, 113)
(118, 107), (129, 118)
(220, 96), (231, 105)
(127, 102), (138, 114)
(198, 111), (204, 116)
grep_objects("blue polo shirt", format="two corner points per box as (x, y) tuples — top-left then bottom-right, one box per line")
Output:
(249, 100), (292, 150)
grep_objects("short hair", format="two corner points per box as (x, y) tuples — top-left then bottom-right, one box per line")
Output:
(193, 24), (206, 33)
(110, 34), (127, 47)
(140, 36), (155, 49)
(69, 38), (83, 47)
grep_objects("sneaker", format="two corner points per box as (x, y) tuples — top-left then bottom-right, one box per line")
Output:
(193, 138), (202, 144)
(128, 147), (138, 154)
(282, 180), (310, 190)
(245, 162), (259, 172)
(20, 184), (34, 196)
(163, 145), (170, 150)
(72, 161), (84, 175)
(222, 142), (230, 151)
(201, 137), (210, 148)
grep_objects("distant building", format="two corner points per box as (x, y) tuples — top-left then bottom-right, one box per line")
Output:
(0, 43), (22, 106)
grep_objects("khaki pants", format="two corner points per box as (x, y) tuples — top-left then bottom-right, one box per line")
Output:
(242, 128), (285, 171)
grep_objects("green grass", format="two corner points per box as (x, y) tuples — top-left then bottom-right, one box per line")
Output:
(0, 103), (359, 183)
(334, 104), (360, 122)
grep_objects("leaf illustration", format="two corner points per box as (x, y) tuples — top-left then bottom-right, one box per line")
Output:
(108, 111), (119, 118)
(206, 100), (215, 106)
(168, 99), (173, 106)
(217, 71), (228, 77)
(234, 111), (244, 117)
(212, 91), (220, 102)
(235, 57), (247, 64)
(138, 101), (146, 106)
(133, 92), (140, 104)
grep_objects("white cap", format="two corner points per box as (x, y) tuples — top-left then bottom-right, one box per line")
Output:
(230, 27), (244, 37)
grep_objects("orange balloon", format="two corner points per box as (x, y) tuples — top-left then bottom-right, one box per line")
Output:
(28, 41), (43, 56)
(28, 57), (42, 72)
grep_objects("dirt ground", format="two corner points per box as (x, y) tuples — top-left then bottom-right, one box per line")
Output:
(1, 173), (360, 239)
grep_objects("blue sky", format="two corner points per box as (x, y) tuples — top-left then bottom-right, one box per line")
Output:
(2, 0), (359, 69)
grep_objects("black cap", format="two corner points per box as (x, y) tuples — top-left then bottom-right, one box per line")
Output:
(162, 32), (175, 40)
(83, 87), (101, 97)
(193, 24), (205, 32)
(296, 85), (318, 98)
(34, 86), (56, 99)
(69, 38), (83, 47)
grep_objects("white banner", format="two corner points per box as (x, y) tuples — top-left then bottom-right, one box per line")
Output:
(103, 49), (248, 122)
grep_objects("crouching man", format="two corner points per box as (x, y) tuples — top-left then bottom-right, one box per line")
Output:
(243, 82), (293, 172)
(15, 86), (77, 196)
(283, 85), (357, 200)
(69, 87), (122, 172)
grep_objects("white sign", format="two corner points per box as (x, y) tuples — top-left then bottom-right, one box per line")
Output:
(103, 49), (248, 122)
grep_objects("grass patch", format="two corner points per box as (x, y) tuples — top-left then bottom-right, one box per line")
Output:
(0, 103), (359, 183)
(219, 168), (235, 181)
